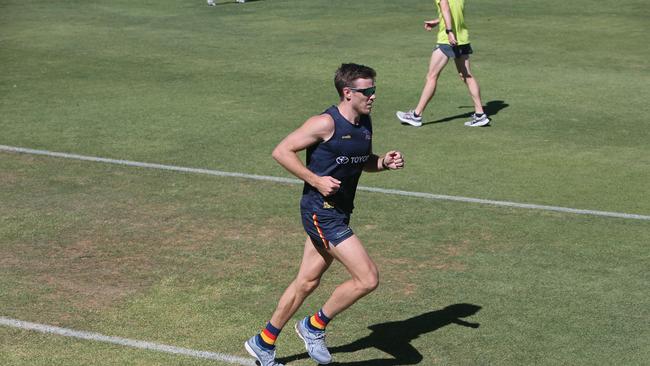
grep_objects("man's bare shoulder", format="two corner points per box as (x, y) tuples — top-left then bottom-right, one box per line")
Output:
(304, 113), (334, 128)
(301, 113), (335, 139)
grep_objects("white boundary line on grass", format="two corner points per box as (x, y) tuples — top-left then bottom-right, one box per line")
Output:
(2, 144), (649, 221)
(0, 317), (256, 365)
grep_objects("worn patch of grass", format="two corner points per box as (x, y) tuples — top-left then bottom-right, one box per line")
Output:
(2, 152), (648, 365)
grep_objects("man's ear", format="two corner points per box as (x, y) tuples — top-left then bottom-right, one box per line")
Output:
(342, 87), (352, 101)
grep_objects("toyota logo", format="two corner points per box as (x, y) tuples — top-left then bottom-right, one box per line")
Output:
(336, 156), (349, 164)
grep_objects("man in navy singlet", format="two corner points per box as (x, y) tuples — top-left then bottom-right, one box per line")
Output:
(245, 63), (405, 366)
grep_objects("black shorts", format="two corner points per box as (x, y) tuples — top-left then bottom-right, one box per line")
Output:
(435, 43), (473, 58)
(301, 207), (354, 249)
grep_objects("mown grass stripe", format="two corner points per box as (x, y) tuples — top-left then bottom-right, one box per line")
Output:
(0, 317), (256, 365)
(2, 144), (648, 221)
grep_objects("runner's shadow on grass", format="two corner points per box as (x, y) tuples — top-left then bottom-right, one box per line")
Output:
(422, 100), (508, 126)
(278, 303), (482, 366)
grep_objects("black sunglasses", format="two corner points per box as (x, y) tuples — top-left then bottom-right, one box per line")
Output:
(349, 86), (376, 97)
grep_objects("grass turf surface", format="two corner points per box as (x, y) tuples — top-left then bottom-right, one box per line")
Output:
(1, 0), (649, 365)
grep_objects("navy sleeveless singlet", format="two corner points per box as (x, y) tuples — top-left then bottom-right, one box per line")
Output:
(300, 105), (373, 214)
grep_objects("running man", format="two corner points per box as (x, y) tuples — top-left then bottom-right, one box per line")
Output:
(397, 0), (490, 127)
(245, 63), (405, 366)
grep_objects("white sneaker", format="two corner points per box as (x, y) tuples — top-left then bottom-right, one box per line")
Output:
(244, 336), (284, 366)
(295, 318), (332, 364)
(464, 113), (490, 127)
(207, 0), (215, 6)
(236, 0), (246, 3)
(396, 110), (423, 127)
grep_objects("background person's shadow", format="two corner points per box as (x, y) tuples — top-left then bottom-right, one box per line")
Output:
(422, 100), (508, 125)
(277, 303), (481, 366)
(212, 0), (262, 6)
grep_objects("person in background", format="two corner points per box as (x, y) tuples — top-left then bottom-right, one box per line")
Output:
(397, 0), (490, 127)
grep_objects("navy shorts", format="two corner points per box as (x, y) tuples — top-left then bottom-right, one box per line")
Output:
(301, 207), (354, 249)
(435, 43), (473, 58)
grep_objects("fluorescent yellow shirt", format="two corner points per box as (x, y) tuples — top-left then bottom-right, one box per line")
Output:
(435, 0), (470, 45)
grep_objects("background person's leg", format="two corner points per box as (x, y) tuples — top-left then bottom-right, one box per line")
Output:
(454, 55), (485, 115)
(414, 49), (450, 116)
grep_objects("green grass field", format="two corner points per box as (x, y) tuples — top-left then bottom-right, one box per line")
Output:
(1, 0), (649, 365)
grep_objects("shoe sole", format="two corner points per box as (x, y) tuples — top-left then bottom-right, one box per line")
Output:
(465, 119), (491, 127)
(294, 323), (332, 365)
(244, 341), (263, 364)
(400, 120), (422, 127)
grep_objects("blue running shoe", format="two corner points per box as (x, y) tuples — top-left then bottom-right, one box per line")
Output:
(295, 317), (332, 364)
(244, 336), (284, 366)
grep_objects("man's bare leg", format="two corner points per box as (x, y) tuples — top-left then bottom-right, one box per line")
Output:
(269, 238), (333, 328)
(294, 234), (379, 365)
(320, 234), (379, 318)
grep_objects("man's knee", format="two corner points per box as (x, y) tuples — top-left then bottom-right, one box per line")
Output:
(296, 277), (320, 295)
(357, 272), (379, 294)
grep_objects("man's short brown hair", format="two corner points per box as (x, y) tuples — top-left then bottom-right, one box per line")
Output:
(334, 63), (376, 98)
